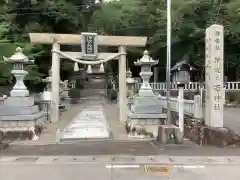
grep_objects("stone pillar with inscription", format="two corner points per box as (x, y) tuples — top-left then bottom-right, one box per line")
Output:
(205, 24), (224, 128)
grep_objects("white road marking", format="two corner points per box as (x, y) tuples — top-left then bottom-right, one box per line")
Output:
(106, 164), (140, 169)
(174, 165), (205, 169)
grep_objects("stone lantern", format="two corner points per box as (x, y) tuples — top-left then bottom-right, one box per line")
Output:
(42, 68), (70, 119)
(127, 50), (166, 138)
(134, 50), (158, 96)
(42, 68), (65, 100)
(0, 47), (45, 140)
(126, 69), (136, 98)
(4, 47), (34, 97)
(42, 69), (52, 101)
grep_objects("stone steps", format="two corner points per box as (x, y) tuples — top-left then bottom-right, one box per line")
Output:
(84, 79), (105, 89)
(81, 77), (106, 97)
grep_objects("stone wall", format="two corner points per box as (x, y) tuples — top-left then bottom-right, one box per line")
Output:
(169, 110), (240, 147)
(184, 118), (240, 147)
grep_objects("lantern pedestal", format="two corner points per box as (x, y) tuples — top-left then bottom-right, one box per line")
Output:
(10, 70), (29, 97)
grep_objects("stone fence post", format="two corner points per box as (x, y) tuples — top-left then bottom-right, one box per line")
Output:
(41, 100), (51, 121)
(193, 95), (202, 119)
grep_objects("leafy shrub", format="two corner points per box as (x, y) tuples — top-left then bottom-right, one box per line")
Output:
(108, 89), (118, 100)
(69, 88), (80, 103)
(69, 88), (80, 98)
(75, 80), (84, 89)
(225, 92), (240, 104)
(106, 80), (113, 89)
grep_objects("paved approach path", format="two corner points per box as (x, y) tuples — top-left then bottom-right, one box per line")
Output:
(224, 107), (240, 134)
(60, 96), (111, 141)
(6, 93), (126, 145)
(1, 156), (240, 180)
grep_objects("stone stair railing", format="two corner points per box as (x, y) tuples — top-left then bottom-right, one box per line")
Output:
(32, 93), (42, 104)
(31, 92), (70, 121)
(0, 96), (7, 105)
(158, 95), (203, 119)
(134, 82), (240, 92)
(127, 93), (203, 119)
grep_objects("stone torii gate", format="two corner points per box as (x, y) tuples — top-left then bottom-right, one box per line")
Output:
(28, 33), (147, 123)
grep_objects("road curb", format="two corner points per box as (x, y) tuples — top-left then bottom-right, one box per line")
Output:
(1, 156), (240, 165)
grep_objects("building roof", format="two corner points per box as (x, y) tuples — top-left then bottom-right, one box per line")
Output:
(171, 59), (196, 72)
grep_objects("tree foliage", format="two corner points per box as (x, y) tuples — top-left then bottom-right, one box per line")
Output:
(0, 0), (240, 90)
(89, 0), (240, 80)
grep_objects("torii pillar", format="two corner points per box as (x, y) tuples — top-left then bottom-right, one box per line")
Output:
(118, 45), (127, 122)
(51, 41), (60, 122)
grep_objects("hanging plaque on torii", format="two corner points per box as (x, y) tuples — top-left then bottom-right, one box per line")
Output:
(81, 32), (98, 60)
(81, 32), (104, 73)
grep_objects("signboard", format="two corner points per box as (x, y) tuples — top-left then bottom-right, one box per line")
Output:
(211, 27), (224, 127)
(81, 32), (98, 60)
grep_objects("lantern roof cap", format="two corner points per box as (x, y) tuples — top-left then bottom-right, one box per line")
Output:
(3, 47), (33, 63)
(134, 50), (158, 65)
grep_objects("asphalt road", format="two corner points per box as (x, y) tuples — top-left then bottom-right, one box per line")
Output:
(1, 156), (240, 180)
(2, 141), (240, 156)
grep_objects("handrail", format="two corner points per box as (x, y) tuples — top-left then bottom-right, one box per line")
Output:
(134, 82), (240, 92)
(157, 95), (202, 118)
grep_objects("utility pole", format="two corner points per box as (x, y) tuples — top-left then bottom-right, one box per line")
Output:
(166, 0), (172, 125)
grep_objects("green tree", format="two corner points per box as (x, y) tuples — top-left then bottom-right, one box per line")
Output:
(1, 0), (240, 87)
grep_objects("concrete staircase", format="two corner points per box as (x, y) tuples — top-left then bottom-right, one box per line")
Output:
(81, 72), (106, 98)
